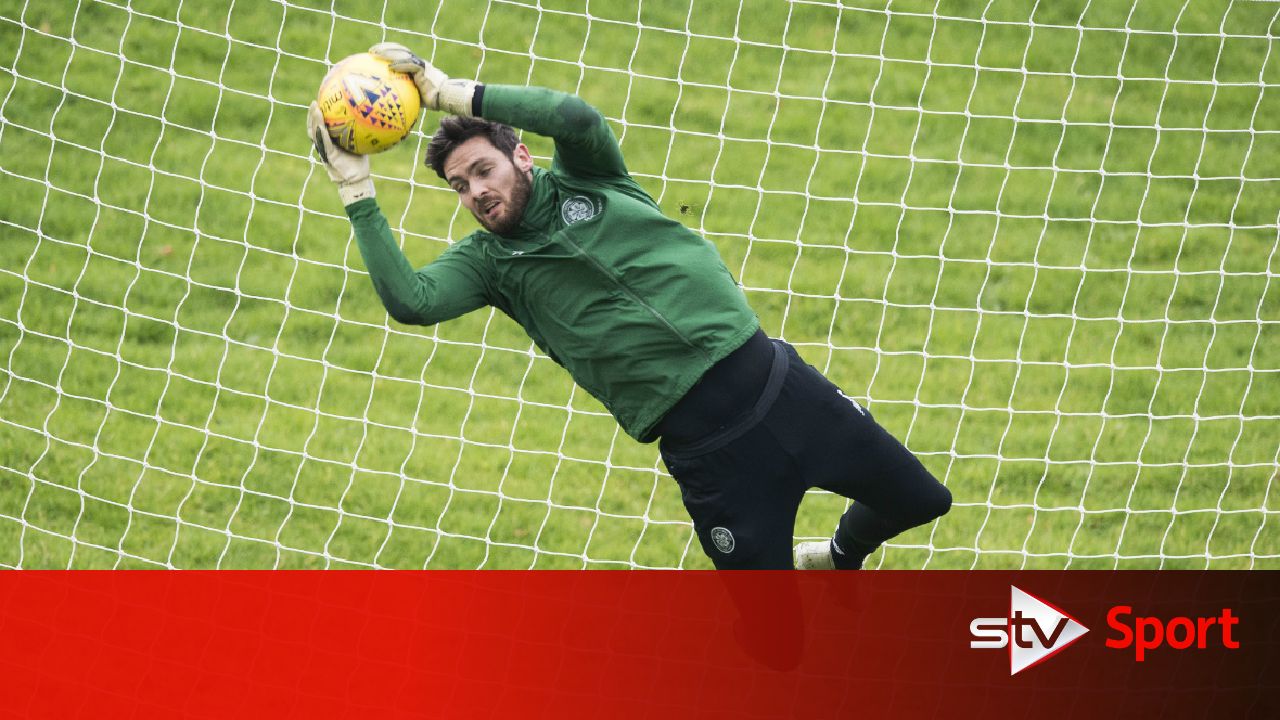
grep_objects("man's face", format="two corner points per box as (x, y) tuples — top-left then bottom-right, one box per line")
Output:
(443, 136), (534, 236)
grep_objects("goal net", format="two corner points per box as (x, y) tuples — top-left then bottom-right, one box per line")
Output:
(1, 0), (1277, 569)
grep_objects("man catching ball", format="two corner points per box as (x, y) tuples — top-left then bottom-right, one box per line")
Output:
(307, 43), (951, 569)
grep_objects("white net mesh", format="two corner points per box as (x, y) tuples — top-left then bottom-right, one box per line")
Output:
(1, 0), (1277, 569)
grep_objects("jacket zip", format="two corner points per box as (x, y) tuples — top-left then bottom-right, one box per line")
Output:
(561, 233), (708, 360)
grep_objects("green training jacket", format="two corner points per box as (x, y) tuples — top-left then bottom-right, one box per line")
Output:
(345, 84), (760, 442)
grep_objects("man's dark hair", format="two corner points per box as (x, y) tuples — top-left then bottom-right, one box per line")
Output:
(425, 116), (521, 180)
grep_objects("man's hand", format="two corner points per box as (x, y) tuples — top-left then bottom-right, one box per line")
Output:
(307, 102), (374, 206)
(369, 42), (476, 117)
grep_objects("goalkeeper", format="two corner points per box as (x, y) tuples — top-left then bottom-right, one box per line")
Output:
(307, 44), (951, 569)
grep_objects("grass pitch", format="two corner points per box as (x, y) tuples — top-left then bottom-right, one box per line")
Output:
(1, 0), (1277, 569)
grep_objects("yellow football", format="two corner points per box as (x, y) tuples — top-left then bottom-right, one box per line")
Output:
(316, 53), (421, 155)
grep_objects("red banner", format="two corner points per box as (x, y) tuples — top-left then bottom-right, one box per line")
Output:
(1, 571), (1276, 718)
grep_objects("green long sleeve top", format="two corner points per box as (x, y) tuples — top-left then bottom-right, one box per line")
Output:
(346, 84), (760, 442)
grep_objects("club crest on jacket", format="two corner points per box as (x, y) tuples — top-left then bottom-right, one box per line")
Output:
(561, 195), (598, 225)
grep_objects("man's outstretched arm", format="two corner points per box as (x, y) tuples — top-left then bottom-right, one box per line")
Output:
(307, 103), (489, 326)
(478, 84), (628, 180)
(344, 199), (489, 325)
(371, 43), (628, 180)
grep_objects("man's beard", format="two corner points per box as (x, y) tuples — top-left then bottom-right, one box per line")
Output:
(480, 169), (532, 236)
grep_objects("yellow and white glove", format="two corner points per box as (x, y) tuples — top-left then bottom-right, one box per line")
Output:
(368, 42), (476, 117)
(307, 102), (374, 206)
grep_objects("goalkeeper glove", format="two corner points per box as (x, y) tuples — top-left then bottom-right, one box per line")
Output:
(368, 42), (477, 117)
(307, 101), (374, 206)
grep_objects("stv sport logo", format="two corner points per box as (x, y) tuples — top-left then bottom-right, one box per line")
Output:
(969, 586), (1089, 675)
(969, 586), (1241, 675)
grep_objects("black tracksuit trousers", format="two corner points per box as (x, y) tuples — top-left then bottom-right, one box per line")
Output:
(657, 329), (952, 569)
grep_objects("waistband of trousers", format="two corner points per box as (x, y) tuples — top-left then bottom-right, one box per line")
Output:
(658, 339), (789, 461)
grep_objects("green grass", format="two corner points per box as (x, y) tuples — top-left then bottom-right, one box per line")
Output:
(1, 0), (1277, 569)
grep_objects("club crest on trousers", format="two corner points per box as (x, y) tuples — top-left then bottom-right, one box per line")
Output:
(711, 526), (735, 554)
